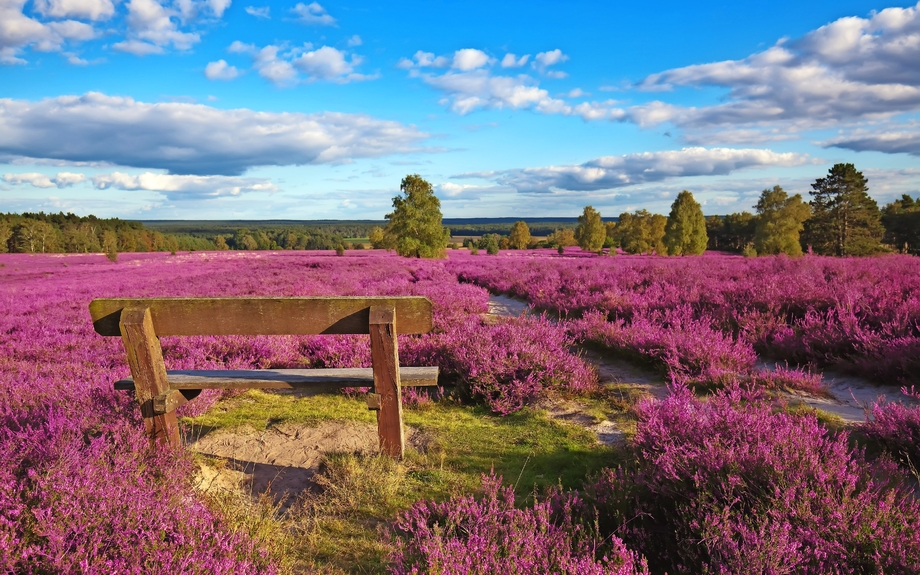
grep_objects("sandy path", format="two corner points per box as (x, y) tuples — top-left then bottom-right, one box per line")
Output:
(484, 293), (918, 435)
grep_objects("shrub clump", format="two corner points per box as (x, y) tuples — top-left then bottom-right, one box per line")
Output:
(404, 316), (597, 414)
(860, 386), (920, 470)
(390, 473), (648, 575)
(586, 385), (920, 575)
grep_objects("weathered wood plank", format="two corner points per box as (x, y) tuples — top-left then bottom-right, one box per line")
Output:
(369, 305), (404, 458)
(113, 366), (440, 391)
(90, 297), (433, 337)
(119, 306), (181, 447)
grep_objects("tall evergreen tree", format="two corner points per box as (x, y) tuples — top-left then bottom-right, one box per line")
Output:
(804, 163), (884, 256)
(575, 206), (606, 253)
(385, 174), (450, 258)
(753, 186), (811, 256)
(664, 191), (708, 255)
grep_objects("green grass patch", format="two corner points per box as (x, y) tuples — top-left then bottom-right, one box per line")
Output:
(182, 391), (619, 574)
(183, 390), (377, 432)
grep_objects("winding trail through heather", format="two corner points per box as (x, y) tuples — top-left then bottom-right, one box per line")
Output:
(486, 294), (669, 445)
(485, 294), (919, 434)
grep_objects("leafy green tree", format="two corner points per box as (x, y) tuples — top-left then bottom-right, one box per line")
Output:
(508, 221), (531, 249)
(664, 191), (708, 255)
(477, 233), (500, 255)
(804, 163), (884, 256)
(753, 186), (811, 256)
(12, 219), (60, 253)
(0, 221), (12, 253)
(547, 228), (577, 248)
(575, 206), (606, 253)
(613, 210), (666, 254)
(368, 226), (391, 249)
(385, 175), (450, 258)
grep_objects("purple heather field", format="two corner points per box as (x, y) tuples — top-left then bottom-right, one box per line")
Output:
(3, 249), (920, 573)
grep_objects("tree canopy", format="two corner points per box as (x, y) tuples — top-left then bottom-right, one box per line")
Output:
(752, 186), (811, 256)
(575, 206), (606, 253)
(804, 163), (884, 256)
(508, 221), (531, 249)
(384, 174), (450, 258)
(664, 191), (708, 255)
(612, 210), (667, 254)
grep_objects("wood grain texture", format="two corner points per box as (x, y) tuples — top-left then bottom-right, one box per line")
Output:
(112, 366), (439, 391)
(91, 297), (433, 336)
(369, 305), (404, 458)
(119, 306), (181, 447)
(152, 389), (189, 415)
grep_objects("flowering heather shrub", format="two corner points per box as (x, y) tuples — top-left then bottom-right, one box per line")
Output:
(861, 386), (920, 469)
(403, 316), (597, 414)
(449, 251), (920, 385)
(390, 473), (649, 575)
(568, 308), (756, 382)
(586, 386), (920, 574)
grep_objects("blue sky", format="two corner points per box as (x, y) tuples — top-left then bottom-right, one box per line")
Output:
(1, 0), (919, 220)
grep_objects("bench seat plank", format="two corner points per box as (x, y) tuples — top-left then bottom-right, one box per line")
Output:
(113, 366), (439, 391)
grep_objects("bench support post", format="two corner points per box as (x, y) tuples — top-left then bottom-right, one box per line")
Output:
(119, 306), (181, 448)
(369, 306), (404, 458)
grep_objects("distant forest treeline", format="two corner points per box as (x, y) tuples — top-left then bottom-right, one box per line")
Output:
(0, 213), (347, 254)
(143, 218), (582, 238)
(2, 199), (917, 256)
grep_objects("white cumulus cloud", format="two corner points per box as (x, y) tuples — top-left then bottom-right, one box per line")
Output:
(112, 0), (201, 55)
(204, 59), (239, 80)
(501, 53), (529, 68)
(3, 171), (87, 188)
(244, 5), (269, 18)
(402, 47), (619, 121)
(0, 92), (430, 175)
(0, 0), (97, 64)
(452, 48), (491, 71)
(92, 171), (277, 199)
(33, 0), (115, 20)
(229, 42), (374, 85)
(632, 2), (920, 137)
(823, 123), (920, 156)
(291, 1), (334, 25)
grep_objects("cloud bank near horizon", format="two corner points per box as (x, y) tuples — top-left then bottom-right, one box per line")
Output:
(457, 147), (813, 193)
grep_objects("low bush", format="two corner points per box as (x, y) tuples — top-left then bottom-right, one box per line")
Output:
(586, 386), (920, 574)
(861, 386), (920, 471)
(391, 473), (648, 575)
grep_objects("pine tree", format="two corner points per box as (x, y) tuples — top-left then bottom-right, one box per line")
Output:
(575, 206), (606, 253)
(804, 164), (884, 256)
(664, 191), (708, 255)
(753, 186), (811, 256)
(385, 174), (450, 258)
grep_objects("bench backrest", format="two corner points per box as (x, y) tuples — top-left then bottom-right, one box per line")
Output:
(89, 296), (434, 336)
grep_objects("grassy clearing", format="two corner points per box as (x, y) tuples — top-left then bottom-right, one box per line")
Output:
(181, 390), (619, 574)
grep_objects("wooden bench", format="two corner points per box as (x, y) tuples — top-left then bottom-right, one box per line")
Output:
(89, 297), (437, 458)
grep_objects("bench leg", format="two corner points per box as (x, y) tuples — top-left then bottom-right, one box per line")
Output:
(369, 306), (404, 458)
(119, 306), (181, 448)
